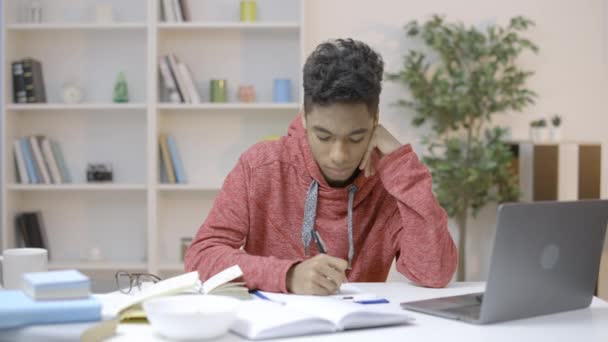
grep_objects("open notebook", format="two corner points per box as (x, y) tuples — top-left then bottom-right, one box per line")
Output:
(232, 295), (414, 340)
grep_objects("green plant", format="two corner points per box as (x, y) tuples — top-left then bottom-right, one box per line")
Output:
(387, 15), (538, 280)
(551, 115), (561, 127)
(530, 119), (547, 128)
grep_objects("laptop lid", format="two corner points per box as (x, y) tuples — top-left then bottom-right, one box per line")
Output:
(480, 200), (608, 323)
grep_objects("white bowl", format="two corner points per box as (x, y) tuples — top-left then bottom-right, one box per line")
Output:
(143, 295), (241, 340)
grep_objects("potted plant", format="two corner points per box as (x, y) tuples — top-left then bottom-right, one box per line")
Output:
(549, 115), (562, 141)
(529, 118), (548, 142)
(387, 15), (538, 280)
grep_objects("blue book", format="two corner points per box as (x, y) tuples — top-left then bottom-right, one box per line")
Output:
(19, 137), (39, 184)
(23, 270), (90, 300)
(166, 135), (187, 183)
(0, 291), (101, 329)
(50, 140), (72, 183)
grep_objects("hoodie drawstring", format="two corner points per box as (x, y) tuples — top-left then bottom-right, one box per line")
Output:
(301, 180), (359, 269)
(301, 180), (318, 257)
(346, 184), (358, 269)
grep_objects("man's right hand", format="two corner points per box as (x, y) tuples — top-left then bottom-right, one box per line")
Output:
(286, 254), (348, 295)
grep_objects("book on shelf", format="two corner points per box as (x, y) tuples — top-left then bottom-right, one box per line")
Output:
(158, 54), (200, 104)
(11, 61), (27, 103)
(20, 137), (40, 184)
(13, 136), (71, 184)
(159, 134), (177, 183)
(166, 135), (187, 183)
(15, 211), (50, 257)
(158, 55), (182, 103)
(160, 0), (190, 22)
(11, 58), (46, 104)
(0, 318), (118, 342)
(13, 140), (30, 184)
(40, 137), (62, 184)
(29, 136), (51, 184)
(22, 58), (47, 103)
(177, 62), (201, 104)
(50, 140), (73, 183)
(22, 270), (91, 301)
(0, 291), (101, 329)
(232, 295), (414, 340)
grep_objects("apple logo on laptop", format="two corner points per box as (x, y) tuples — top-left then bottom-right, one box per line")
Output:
(540, 244), (560, 270)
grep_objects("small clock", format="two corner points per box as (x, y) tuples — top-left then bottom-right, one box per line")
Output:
(62, 83), (83, 104)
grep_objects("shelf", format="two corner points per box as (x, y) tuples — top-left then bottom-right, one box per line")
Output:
(49, 261), (147, 271)
(7, 184), (147, 191)
(157, 103), (300, 111)
(6, 23), (147, 31)
(6, 103), (147, 111)
(157, 22), (300, 31)
(158, 184), (220, 192)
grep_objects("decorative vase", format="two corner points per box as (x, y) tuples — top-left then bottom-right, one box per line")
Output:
(549, 127), (562, 142)
(113, 72), (129, 103)
(240, 1), (257, 22)
(210, 79), (227, 103)
(529, 127), (547, 142)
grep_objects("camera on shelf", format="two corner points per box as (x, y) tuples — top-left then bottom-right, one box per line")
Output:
(86, 163), (113, 182)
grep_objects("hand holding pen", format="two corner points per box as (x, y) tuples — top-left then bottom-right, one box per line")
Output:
(286, 230), (348, 295)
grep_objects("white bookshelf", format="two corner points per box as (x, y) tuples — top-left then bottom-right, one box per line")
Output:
(157, 102), (300, 111)
(7, 184), (148, 192)
(1, 0), (304, 283)
(6, 103), (147, 111)
(157, 22), (300, 30)
(6, 23), (147, 31)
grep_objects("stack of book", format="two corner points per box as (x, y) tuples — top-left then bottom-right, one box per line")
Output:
(159, 134), (187, 184)
(0, 270), (117, 341)
(12, 58), (46, 104)
(158, 54), (201, 104)
(160, 0), (191, 22)
(15, 211), (49, 255)
(13, 135), (72, 184)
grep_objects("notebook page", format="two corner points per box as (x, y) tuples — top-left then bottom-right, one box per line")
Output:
(231, 300), (336, 340)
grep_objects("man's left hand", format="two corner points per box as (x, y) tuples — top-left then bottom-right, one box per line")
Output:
(359, 124), (402, 177)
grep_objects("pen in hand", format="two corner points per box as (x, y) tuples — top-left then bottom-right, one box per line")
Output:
(312, 230), (327, 254)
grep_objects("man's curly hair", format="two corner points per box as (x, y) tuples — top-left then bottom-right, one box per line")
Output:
(303, 38), (384, 116)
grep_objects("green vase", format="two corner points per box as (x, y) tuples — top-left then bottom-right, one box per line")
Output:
(210, 79), (227, 103)
(113, 72), (129, 103)
(240, 1), (257, 22)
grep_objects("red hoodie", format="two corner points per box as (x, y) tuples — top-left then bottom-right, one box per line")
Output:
(185, 115), (457, 292)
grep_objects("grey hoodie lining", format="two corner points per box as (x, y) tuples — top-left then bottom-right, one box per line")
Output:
(301, 180), (359, 269)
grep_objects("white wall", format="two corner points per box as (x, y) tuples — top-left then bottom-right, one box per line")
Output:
(304, 0), (608, 281)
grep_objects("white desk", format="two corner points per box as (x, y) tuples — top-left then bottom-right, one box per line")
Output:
(106, 282), (608, 342)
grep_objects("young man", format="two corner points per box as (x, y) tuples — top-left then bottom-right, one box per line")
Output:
(185, 39), (457, 295)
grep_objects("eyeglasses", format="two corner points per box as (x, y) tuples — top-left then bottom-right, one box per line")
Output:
(115, 270), (162, 294)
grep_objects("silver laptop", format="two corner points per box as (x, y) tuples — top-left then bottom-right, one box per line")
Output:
(400, 200), (608, 324)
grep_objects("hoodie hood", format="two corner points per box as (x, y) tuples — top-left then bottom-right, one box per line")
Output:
(287, 114), (381, 268)
(287, 114), (380, 199)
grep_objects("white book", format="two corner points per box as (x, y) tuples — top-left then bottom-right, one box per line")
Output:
(159, 56), (182, 103)
(232, 296), (414, 340)
(29, 136), (51, 184)
(41, 138), (62, 184)
(13, 140), (29, 184)
(172, 0), (184, 22)
(100, 266), (247, 320)
(168, 54), (191, 103)
(177, 62), (201, 104)
(0, 318), (118, 342)
(162, 0), (176, 22)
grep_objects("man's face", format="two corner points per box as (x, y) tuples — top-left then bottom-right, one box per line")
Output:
(303, 103), (376, 188)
